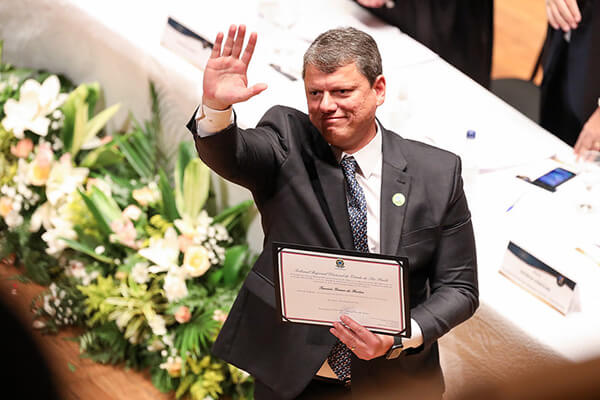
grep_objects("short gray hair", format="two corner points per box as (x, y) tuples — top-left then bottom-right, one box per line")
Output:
(302, 27), (383, 86)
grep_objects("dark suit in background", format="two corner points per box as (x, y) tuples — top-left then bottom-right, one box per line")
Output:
(356, 0), (494, 88)
(187, 105), (478, 399)
(540, 0), (600, 146)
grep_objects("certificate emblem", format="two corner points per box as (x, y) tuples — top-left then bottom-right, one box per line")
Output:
(335, 259), (345, 269)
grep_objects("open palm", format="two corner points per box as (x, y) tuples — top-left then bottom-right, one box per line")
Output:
(202, 25), (267, 110)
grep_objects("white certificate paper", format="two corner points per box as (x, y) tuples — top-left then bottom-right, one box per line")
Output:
(273, 243), (410, 336)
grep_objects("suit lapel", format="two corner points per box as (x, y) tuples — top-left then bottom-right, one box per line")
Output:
(380, 129), (410, 255)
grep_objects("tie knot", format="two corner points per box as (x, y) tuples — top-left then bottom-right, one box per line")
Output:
(341, 156), (358, 176)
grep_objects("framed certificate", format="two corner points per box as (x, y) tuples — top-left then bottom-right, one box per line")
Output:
(272, 242), (410, 337)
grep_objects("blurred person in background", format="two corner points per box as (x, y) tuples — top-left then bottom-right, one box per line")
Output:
(0, 288), (61, 399)
(540, 0), (600, 154)
(355, 0), (494, 88)
(457, 356), (600, 400)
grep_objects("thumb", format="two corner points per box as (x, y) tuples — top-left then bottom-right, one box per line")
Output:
(246, 83), (268, 99)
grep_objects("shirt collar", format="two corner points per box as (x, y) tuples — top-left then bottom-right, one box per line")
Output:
(334, 121), (383, 179)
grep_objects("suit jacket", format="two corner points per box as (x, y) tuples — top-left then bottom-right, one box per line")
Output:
(187, 106), (478, 399)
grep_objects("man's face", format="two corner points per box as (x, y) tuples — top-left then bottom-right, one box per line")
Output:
(304, 62), (386, 153)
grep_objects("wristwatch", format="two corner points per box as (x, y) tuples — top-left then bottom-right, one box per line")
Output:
(385, 336), (403, 359)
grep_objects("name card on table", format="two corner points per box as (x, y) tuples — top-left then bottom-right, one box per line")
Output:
(499, 241), (576, 315)
(161, 17), (213, 70)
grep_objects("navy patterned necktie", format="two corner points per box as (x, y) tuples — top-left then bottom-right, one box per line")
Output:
(327, 156), (369, 381)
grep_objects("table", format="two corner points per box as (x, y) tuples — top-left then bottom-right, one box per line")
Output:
(2, 1), (600, 398)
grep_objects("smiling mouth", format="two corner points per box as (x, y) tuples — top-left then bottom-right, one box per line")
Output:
(323, 116), (345, 123)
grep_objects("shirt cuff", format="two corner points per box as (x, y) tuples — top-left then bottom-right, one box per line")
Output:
(403, 318), (424, 349)
(194, 104), (234, 137)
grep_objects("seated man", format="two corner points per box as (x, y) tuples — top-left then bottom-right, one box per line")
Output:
(187, 24), (478, 400)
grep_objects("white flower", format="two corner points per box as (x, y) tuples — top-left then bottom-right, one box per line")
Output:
(182, 245), (211, 278)
(131, 262), (150, 284)
(4, 209), (23, 229)
(148, 314), (167, 336)
(45, 154), (88, 206)
(30, 202), (52, 232)
(138, 227), (180, 273)
(41, 215), (76, 255)
(94, 246), (105, 254)
(163, 266), (188, 302)
(132, 185), (160, 207)
(1, 75), (67, 138)
(122, 204), (142, 221)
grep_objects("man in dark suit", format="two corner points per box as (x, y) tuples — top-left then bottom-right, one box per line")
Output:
(187, 25), (478, 399)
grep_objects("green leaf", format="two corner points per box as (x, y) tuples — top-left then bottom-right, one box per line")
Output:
(80, 141), (123, 169)
(89, 186), (122, 222)
(158, 168), (179, 222)
(151, 366), (177, 393)
(206, 269), (223, 286)
(71, 97), (89, 156)
(81, 103), (120, 148)
(84, 82), (101, 118)
(115, 135), (152, 179)
(180, 159), (210, 220)
(175, 141), (196, 213)
(61, 238), (114, 264)
(222, 245), (248, 287)
(78, 189), (112, 237)
(175, 375), (196, 399)
(212, 200), (254, 227)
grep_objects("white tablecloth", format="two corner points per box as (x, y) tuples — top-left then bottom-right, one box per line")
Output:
(2, 0), (600, 398)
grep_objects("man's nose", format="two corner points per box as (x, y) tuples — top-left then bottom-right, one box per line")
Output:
(319, 92), (337, 113)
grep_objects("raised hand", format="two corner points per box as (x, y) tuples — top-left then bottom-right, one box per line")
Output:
(202, 25), (267, 110)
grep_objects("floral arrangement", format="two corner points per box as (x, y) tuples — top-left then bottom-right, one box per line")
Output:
(0, 41), (255, 399)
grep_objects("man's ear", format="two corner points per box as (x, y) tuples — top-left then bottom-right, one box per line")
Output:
(373, 75), (386, 106)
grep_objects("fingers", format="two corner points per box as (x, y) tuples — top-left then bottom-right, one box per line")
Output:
(547, 0), (581, 31)
(340, 315), (373, 343)
(574, 111), (600, 156)
(565, 0), (582, 25)
(211, 32), (224, 59)
(546, 2), (559, 30)
(231, 25), (246, 58)
(236, 83), (269, 104)
(556, 0), (577, 30)
(221, 25), (237, 57)
(241, 32), (258, 67)
(330, 321), (365, 352)
(210, 25), (256, 66)
(549, 2), (571, 31)
(574, 129), (600, 156)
